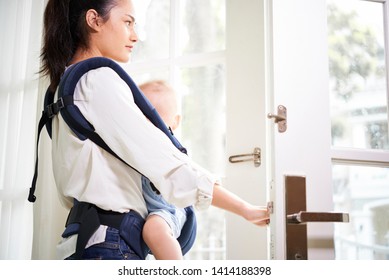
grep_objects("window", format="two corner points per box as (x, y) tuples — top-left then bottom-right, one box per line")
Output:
(327, 0), (389, 259)
(125, 0), (227, 259)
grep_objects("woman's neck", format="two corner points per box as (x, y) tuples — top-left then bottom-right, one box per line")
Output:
(68, 48), (102, 65)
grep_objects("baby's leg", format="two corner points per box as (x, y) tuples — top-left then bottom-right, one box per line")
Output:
(143, 215), (183, 260)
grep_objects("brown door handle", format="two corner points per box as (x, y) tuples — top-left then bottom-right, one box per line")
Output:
(287, 211), (350, 224)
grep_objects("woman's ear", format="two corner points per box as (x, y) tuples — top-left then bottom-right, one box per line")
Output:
(85, 9), (102, 31)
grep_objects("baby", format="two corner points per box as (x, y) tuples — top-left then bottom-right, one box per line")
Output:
(140, 80), (185, 260)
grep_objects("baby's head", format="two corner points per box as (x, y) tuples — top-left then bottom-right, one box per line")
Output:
(139, 80), (181, 131)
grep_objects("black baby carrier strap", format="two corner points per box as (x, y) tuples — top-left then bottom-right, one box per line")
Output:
(28, 57), (196, 258)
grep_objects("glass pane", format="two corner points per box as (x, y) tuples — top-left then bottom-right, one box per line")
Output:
(180, 0), (226, 55)
(179, 64), (226, 259)
(132, 0), (170, 62)
(327, 0), (389, 150)
(131, 69), (170, 86)
(333, 164), (389, 259)
(179, 64), (226, 175)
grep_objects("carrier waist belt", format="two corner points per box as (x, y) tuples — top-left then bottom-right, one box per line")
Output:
(64, 201), (125, 230)
(62, 201), (147, 259)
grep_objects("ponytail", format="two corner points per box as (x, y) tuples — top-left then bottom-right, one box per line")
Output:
(40, 0), (73, 91)
(40, 0), (118, 91)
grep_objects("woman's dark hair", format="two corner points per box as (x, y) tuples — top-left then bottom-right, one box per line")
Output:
(40, 0), (118, 91)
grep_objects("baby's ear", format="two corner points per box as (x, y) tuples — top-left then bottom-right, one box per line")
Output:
(170, 114), (181, 131)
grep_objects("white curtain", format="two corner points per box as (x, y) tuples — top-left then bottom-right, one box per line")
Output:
(0, 0), (66, 260)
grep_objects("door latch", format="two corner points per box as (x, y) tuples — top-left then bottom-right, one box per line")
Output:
(229, 147), (261, 167)
(267, 105), (287, 133)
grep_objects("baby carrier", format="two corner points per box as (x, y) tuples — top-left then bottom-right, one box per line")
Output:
(28, 57), (196, 259)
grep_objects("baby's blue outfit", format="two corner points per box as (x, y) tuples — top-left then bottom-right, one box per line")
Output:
(141, 176), (187, 238)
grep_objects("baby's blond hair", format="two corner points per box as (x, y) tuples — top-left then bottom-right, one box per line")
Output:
(139, 80), (180, 130)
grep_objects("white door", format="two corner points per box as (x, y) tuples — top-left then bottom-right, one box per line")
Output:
(225, 0), (336, 259)
(267, 0), (336, 260)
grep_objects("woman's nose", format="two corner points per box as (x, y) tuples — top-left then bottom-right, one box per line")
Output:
(130, 27), (138, 42)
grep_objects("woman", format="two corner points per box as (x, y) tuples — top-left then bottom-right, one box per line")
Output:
(41, 0), (269, 260)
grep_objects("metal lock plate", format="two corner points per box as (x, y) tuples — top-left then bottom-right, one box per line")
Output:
(267, 105), (287, 133)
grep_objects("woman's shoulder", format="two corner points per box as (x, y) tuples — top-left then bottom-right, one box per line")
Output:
(78, 65), (130, 91)
(70, 64), (132, 104)
(83, 65), (123, 83)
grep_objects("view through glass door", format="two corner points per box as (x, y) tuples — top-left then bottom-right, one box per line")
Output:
(327, 0), (389, 260)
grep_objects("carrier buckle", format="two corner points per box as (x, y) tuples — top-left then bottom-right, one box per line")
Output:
(46, 97), (65, 118)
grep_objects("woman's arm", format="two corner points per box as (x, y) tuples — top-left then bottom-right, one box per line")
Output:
(211, 183), (269, 226)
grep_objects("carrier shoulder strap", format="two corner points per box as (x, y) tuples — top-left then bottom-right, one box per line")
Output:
(49, 57), (187, 153)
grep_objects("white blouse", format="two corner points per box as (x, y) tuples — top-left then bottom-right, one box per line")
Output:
(52, 66), (218, 258)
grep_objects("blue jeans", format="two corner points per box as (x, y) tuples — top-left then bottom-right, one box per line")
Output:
(66, 227), (142, 260)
